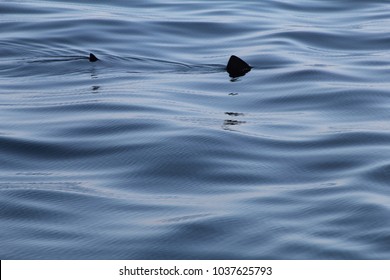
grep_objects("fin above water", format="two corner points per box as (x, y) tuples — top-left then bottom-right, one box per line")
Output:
(87, 52), (253, 78)
(226, 55), (252, 78)
(89, 53), (98, 62)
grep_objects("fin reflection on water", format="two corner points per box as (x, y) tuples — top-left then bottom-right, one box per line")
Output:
(225, 112), (244, 117)
(222, 111), (246, 131)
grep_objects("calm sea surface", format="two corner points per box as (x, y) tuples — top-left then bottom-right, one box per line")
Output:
(1, 0), (390, 259)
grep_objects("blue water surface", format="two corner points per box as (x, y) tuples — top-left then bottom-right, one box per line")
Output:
(1, 0), (390, 259)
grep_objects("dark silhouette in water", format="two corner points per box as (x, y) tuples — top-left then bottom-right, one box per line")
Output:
(226, 55), (252, 78)
(89, 53), (98, 62)
(88, 53), (251, 78)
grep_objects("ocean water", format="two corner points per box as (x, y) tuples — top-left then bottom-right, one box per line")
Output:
(1, 0), (390, 260)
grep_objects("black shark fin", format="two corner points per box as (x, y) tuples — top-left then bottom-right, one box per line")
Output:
(89, 53), (98, 62)
(226, 55), (251, 78)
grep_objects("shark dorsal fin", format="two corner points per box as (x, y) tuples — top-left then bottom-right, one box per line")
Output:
(226, 55), (251, 78)
(89, 53), (98, 62)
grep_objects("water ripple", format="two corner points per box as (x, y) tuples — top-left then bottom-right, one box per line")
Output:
(1, 0), (390, 259)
